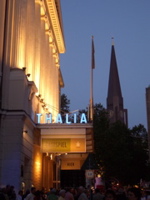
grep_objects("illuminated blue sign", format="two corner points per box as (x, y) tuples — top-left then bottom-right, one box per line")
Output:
(36, 113), (87, 124)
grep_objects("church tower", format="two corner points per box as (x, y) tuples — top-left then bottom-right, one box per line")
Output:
(107, 40), (128, 126)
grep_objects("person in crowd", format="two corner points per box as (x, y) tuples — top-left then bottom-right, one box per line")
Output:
(78, 186), (88, 200)
(86, 185), (93, 200)
(22, 189), (30, 200)
(116, 188), (127, 200)
(65, 188), (74, 200)
(1, 187), (9, 200)
(26, 187), (36, 200)
(47, 188), (53, 197)
(127, 188), (141, 200)
(93, 188), (104, 200)
(144, 190), (150, 200)
(16, 190), (23, 200)
(70, 188), (76, 197)
(140, 190), (147, 200)
(58, 190), (66, 200)
(47, 188), (58, 200)
(41, 190), (47, 200)
(6, 185), (16, 200)
(34, 190), (43, 200)
(105, 189), (117, 200)
(74, 188), (80, 200)
(0, 187), (6, 200)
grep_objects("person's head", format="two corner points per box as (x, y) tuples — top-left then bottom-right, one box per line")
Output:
(95, 188), (100, 194)
(105, 190), (117, 200)
(127, 188), (141, 200)
(1, 187), (7, 194)
(78, 186), (85, 194)
(31, 187), (36, 194)
(25, 189), (30, 195)
(70, 188), (75, 194)
(51, 188), (56, 194)
(18, 190), (23, 196)
(35, 190), (41, 197)
(65, 187), (71, 192)
(59, 190), (66, 197)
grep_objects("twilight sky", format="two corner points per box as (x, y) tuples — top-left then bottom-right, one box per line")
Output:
(60, 0), (150, 129)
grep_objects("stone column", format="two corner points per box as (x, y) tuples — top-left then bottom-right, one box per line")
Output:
(1, 0), (16, 108)
(40, 20), (45, 97)
(52, 56), (56, 118)
(42, 33), (49, 102)
(49, 46), (54, 115)
(44, 34), (50, 104)
(54, 65), (59, 118)
(26, 0), (35, 81)
(34, 3), (41, 92)
(13, 0), (27, 69)
(0, 0), (6, 72)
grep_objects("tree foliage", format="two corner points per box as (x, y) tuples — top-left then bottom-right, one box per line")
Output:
(60, 97), (150, 185)
(60, 93), (70, 114)
(93, 103), (149, 185)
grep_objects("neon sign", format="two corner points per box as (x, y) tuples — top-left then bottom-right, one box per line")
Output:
(36, 113), (87, 124)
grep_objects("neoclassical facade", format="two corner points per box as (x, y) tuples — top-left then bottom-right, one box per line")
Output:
(0, 0), (65, 190)
(0, 0), (93, 191)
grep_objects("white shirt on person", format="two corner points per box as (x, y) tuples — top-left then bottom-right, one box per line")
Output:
(25, 193), (35, 200)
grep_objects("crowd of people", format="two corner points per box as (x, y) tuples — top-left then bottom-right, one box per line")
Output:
(0, 184), (150, 200)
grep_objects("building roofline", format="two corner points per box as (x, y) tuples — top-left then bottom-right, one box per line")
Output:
(46, 0), (66, 53)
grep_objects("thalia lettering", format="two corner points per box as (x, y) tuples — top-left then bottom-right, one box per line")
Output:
(36, 113), (87, 124)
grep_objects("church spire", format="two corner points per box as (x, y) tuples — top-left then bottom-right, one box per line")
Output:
(111, 36), (115, 46)
(107, 40), (128, 126)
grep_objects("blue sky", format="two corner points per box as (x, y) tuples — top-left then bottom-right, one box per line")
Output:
(60, 0), (150, 129)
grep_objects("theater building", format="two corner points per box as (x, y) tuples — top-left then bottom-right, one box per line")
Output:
(0, 0), (93, 191)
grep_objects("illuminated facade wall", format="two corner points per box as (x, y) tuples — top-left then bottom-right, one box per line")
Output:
(0, 0), (65, 191)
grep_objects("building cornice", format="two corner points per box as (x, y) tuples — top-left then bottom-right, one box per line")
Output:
(59, 69), (64, 88)
(36, 123), (93, 129)
(46, 0), (65, 53)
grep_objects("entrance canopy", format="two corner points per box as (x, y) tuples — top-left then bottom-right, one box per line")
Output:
(37, 123), (94, 154)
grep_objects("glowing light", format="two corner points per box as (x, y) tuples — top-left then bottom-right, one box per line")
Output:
(134, 185), (139, 188)
(46, 152), (49, 156)
(18, 39), (26, 69)
(37, 113), (87, 124)
(50, 154), (53, 160)
(35, 161), (41, 167)
(33, 151), (42, 185)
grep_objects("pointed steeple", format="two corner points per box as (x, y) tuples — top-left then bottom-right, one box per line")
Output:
(107, 40), (123, 109)
(107, 40), (128, 126)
